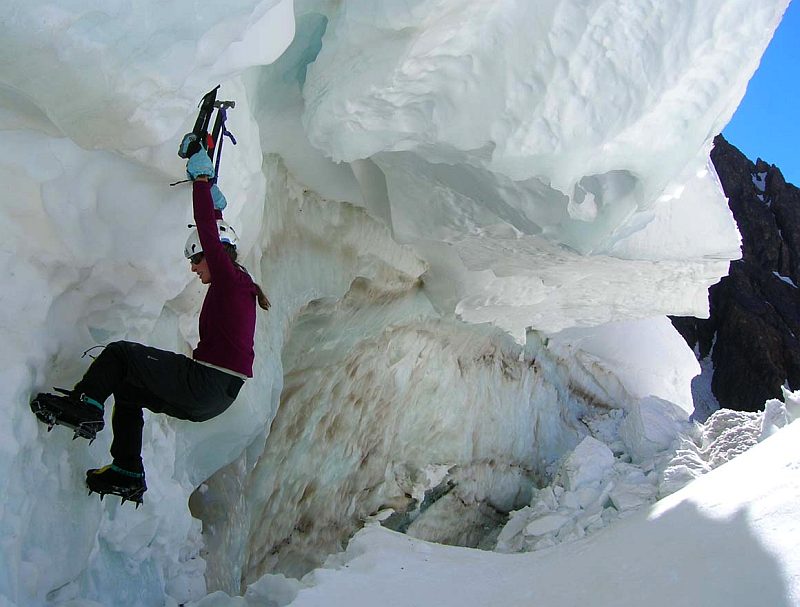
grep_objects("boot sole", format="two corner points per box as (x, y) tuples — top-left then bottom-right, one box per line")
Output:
(30, 395), (104, 442)
(86, 478), (147, 508)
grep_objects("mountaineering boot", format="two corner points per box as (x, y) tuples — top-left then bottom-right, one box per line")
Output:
(30, 388), (105, 442)
(86, 464), (147, 508)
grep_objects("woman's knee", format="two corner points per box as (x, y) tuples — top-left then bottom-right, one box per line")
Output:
(100, 340), (136, 363)
(107, 340), (138, 353)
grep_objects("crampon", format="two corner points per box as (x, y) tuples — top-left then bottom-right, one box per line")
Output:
(30, 388), (105, 443)
(86, 465), (147, 509)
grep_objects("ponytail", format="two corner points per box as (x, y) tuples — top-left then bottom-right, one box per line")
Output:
(254, 283), (271, 311)
(223, 243), (272, 311)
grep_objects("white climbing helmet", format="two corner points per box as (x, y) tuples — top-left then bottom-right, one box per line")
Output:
(184, 220), (239, 258)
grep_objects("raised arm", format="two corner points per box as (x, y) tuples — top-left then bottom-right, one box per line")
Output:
(190, 172), (236, 281)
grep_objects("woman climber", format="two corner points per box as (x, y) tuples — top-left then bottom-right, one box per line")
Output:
(30, 150), (270, 506)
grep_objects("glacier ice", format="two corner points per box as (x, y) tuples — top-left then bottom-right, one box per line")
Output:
(0, 0), (791, 605)
(223, 420), (800, 607)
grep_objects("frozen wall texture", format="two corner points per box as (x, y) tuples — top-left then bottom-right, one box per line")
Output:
(0, 0), (789, 605)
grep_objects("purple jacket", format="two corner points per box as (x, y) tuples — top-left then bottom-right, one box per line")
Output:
(192, 181), (257, 377)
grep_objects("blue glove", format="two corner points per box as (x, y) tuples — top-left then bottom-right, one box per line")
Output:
(178, 133), (201, 158)
(186, 150), (215, 180)
(210, 184), (227, 211)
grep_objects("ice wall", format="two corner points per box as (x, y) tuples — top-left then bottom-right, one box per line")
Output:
(0, 0), (789, 605)
(293, 0), (775, 335)
(246, 0), (780, 335)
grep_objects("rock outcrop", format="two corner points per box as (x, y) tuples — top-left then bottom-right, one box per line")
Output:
(671, 135), (800, 412)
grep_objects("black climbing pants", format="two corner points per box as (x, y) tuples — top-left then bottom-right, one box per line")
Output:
(74, 341), (244, 473)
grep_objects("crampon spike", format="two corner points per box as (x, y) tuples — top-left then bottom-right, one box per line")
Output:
(30, 391), (104, 441)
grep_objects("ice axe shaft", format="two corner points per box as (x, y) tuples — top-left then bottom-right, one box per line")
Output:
(173, 87), (237, 186)
(193, 86), (219, 159)
(178, 85), (220, 160)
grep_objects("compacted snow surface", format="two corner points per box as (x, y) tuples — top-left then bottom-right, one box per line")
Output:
(0, 1), (796, 606)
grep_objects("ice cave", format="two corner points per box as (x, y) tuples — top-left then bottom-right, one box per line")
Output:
(1, 1), (798, 606)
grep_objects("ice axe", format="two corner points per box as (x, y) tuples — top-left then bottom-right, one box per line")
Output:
(172, 86), (237, 186)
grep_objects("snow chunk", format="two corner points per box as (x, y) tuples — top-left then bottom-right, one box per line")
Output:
(609, 482), (657, 512)
(561, 437), (615, 491)
(619, 396), (690, 462)
(494, 409), (663, 555)
(760, 397), (793, 440)
(525, 513), (572, 537)
(783, 387), (800, 422)
(656, 389), (800, 497)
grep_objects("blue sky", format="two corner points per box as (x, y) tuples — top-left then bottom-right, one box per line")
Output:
(723, 1), (800, 186)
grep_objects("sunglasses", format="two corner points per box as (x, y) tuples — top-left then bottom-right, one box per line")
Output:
(189, 252), (205, 265)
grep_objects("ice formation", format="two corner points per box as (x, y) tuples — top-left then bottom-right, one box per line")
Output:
(195, 418), (800, 607)
(0, 1), (792, 606)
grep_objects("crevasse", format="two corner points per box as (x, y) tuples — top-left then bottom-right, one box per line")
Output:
(0, 1), (789, 605)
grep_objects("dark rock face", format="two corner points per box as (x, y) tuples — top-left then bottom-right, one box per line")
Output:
(671, 135), (800, 412)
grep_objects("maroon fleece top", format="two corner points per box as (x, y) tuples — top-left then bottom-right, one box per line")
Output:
(192, 181), (257, 377)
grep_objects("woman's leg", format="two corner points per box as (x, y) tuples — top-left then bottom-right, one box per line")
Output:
(73, 341), (131, 404)
(75, 341), (243, 473)
(75, 341), (198, 418)
(109, 400), (145, 474)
